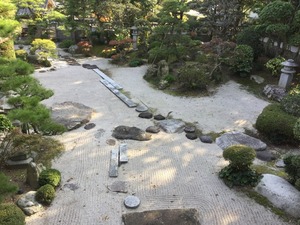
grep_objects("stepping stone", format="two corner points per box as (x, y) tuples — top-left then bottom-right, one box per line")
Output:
(138, 112), (153, 119)
(216, 131), (267, 151)
(186, 133), (198, 140)
(84, 123), (96, 130)
(108, 181), (128, 193)
(256, 150), (276, 162)
(200, 135), (213, 144)
(157, 119), (185, 133)
(146, 126), (160, 134)
(135, 104), (148, 112)
(184, 126), (196, 133)
(119, 143), (128, 163)
(124, 196), (140, 209)
(154, 114), (165, 120)
(275, 159), (285, 168)
(112, 126), (151, 141)
(109, 149), (119, 177)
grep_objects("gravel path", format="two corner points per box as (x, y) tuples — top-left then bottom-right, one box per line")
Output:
(26, 57), (290, 225)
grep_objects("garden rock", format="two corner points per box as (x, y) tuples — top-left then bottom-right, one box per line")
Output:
(275, 159), (285, 168)
(250, 75), (264, 84)
(186, 133), (198, 140)
(200, 135), (213, 144)
(50, 101), (94, 130)
(255, 174), (300, 219)
(154, 114), (165, 120)
(157, 60), (169, 78)
(135, 104), (148, 112)
(146, 126), (160, 134)
(17, 191), (43, 216)
(256, 150), (276, 162)
(184, 126), (196, 133)
(84, 123), (96, 130)
(112, 126), (151, 141)
(157, 119), (185, 133)
(68, 45), (78, 55)
(216, 131), (267, 151)
(138, 112), (153, 119)
(26, 162), (46, 189)
(263, 84), (287, 102)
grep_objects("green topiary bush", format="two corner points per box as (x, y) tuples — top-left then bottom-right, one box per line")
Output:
(0, 203), (25, 225)
(283, 155), (300, 190)
(38, 169), (61, 187)
(35, 184), (55, 205)
(230, 44), (254, 77)
(265, 56), (285, 76)
(256, 104), (298, 144)
(30, 39), (57, 60)
(281, 94), (300, 117)
(15, 49), (28, 61)
(128, 58), (144, 67)
(58, 40), (75, 49)
(219, 145), (261, 187)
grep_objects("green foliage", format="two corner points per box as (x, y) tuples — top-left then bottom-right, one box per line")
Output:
(230, 44), (254, 76)
(128, 58), (144, 67)
(288, 33), (300, 47)
(0, 172), (18, 203)
(0, 40), (16, 59)
(30, 38), (57, 59)
(293, 118), (300, 141)
(177, 63), (210, 90)
(0, 115), (12, 132)
(38, 119), (66, 135)
(259, 1), (294, 24)
(223, 145), (256, 170)
(0, 203), (25, 225)
(283, 155), (300, 189)
(281, 94), (300, 117)
(58, 40), (75, 49)
(15, 49), (28, 61)
(38, 169), (61, 187)
(265, 56), (285, 76)
(256, 104), (298, 144)
(35, 184), (55, 205)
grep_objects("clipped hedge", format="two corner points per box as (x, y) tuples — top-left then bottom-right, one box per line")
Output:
(281, 94), (300, 117)
(256, 104), (298, 144)
(0, 203), (25, 225)
(38, 169), (61, 188)
(283, 155), (300, 190)
(35, 184), (55, 205)
(223, 145), (256, 170)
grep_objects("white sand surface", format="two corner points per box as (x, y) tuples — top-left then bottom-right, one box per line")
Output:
(25, 57), (290, 225)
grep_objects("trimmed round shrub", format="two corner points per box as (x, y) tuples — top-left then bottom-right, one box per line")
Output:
(256, 104), (298, 144)
(15, 49), (28, 61)
(38, 169), (61, 187)
(281, 94), (300, 117)
(128, 59), (144, 67)
(58, 40), (75, 49)
(283, 154), (300, 188)
(35, 184), (55, 205)
(223, 145), (256, 170)
(230, 44), (254, 76)
(0, 203), (25, 225)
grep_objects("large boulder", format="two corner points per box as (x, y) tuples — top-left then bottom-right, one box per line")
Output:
(216, 131), (267, 151)
(50, 101), (94, 130)
(17, 191), (43, 216)
(263, 84), (287, 102)
(112, 126), (151, 141)
(255, 174), (300, 219)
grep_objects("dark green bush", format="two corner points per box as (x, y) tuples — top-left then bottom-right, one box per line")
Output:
(230, 44), (254, 76)
(177, 63), (210, 90)
(0, 115), (12, 132)
(38, 169), (61, 187)
(39, 119), (67, 135)
(223, 145), (256, 170)
(128, 59), (144, 67)
(265, 56), (285, 76)
(0, 203), (25, 225)
(13, 59), (34, 76)
(219, 145), (261, 187)
(283, 155), (300, 190)
(58, 40), (75, 49)
(35, 184), (55, 205)
(0, 172), (18, 203)
(281, 94), (300, 117)
(256, 104), (298, 144)
(293, 118), (300, 141)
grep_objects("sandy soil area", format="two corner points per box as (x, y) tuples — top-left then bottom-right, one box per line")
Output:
(25, 57), (290, 225)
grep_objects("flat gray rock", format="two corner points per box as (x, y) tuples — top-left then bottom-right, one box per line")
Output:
(112, 126), (151, 141)
(51, 101), (94, 131)
(256, 150), (276, 162)
(17, 191), (43, 216)
(186, 133), (198, 140)
(216, 131), (267, 151)
(146, 126), (160, 134)
(124, 196), (140, 209)
(138, 112), (153, 119)
(84, 123), (96, 130)
(135, 104), (148, 112)
(255, 174), (300, 219)
(154, 114), (165, 120)
(275, 159), (285, 168)
(250, 75), (265, 84)
(157, 119), (185, 133)
(108, 181), (128, 193)
(200, 135), (213, 144)
(184, 126), (196, 133)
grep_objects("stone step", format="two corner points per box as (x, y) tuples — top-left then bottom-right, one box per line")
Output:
(119, 143), (128, 163)
(109, 149), (119, 177)
(93, 68), (123, 90)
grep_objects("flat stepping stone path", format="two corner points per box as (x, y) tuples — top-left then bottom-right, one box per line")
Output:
(186, 133), (198, 140)
(256, 150), (276, 162)
(124, 196), (140, 209)
(216, 131), (267, 151)
(84, 123), (96, 130)
(154, 114), (165, 120)
(138, 112), (153, 119)
(146, 126), (160, 133)
(200, 135), (213, 143)
(184, 126), (196, 133)
(157, 119), (185, 133)
(135, 104), (148, 112)
(108, 181), (128, 193)
(112, 126), (151, 141)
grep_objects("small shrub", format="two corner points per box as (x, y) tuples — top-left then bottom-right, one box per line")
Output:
(265, 56), (285, 76)
(128, 59), (143, 67)
(219, 145), (261, 187)
(30, 39), (57, 60)
(177, 63), (210, 90)
(281, 94), (300, 117)
(38, 169), (61, 187)
(39, 119), (67, 135)
(293, 118), (300, 140)
(58, 40), (75, 49)
(0, 172), (18, 203)
(230, 44), (254, 76)
(0, 115), (12, 133)
(283, 155), (300, 189)
(76, 41), (93, 56)
(35, 184), (55, 205)
(256, 104), (298, 144)
(163, 74), (176, 83)
(15, 49), (28, 61)
(0, 203), (25, 225)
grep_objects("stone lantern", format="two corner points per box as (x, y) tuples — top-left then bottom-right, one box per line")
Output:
(130, 26), (138, 50)
(278, 59), (298, 89)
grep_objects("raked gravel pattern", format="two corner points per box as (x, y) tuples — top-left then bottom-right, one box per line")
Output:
(26, 58), (290, 225)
